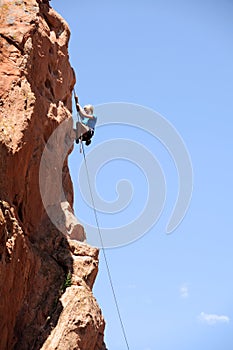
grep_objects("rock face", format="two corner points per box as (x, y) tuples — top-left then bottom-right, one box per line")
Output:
(0, 1), (106, 349)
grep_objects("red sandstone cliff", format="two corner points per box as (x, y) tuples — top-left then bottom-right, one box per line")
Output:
(0, 1), (106, 349)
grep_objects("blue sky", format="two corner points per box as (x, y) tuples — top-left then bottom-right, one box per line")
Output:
(51, 1), (233, 349)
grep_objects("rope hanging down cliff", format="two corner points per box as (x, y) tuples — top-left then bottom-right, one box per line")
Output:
(73, 90), (130, 350)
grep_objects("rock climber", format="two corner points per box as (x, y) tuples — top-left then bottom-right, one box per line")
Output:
(75, 97), (97, 146)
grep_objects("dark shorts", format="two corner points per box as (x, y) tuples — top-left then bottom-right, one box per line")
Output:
(80, 129), (94, 141)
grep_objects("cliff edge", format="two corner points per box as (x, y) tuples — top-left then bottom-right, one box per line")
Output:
(0, 0), (106, 349)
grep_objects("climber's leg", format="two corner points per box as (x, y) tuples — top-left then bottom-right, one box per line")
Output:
(76, 122), (89, 141)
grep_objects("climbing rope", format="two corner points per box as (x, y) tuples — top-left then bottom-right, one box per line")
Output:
(73, 90), (130, 350)
(73, 89), (83, 153)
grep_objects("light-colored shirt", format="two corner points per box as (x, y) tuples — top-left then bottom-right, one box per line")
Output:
(81, 114), (97, 131)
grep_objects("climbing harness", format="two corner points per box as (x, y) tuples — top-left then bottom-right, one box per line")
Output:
(73, 90), (130, 350)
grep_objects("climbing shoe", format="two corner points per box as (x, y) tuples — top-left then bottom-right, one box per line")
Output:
(85, 139), (91, 146)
